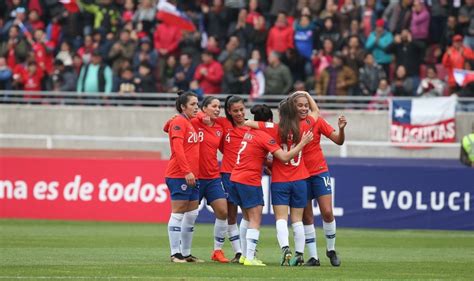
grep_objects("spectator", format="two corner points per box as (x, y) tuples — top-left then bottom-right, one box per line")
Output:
(246, 0), (265, 28)
(117, 67), (136, 94)
(360, 0), (377, 38)
(161, 55), (177, 92)
(427, 0), (448, 45)
(202, 0), (229, 46)
(317, 17), (342, 50)
(410, 0), (430, 42)
(189, 79), (204, 101)
(441, 16), (461, 51)
(77, 35), (94, 65)
(133, 0), (155, 34)
(343, 35), (365, 76)
(79, 0), (121, 34)
(247, 15), (268, 61)
(359, 53), (386, 96)
(227, 9), (251, 51)
(266, 12), (294, 57)
(442, 35), (474, 93)
(0, 26), (29, 70)
(264, 51), (293, 95)
(338, 0), (361, 33)
(312, 38), (334, 79)
(294, 14), (316, 62)
(218, 36), (247, 72)
(369, 78), (392, 110)
(392, 65), (415, 96)
(223, 56), (249, 94)
(50, 59), (77, 92)
(134, 62), (156, 93)
(365, 19), (393, 77)
(206, 35), (222, 56)
(56, 41), (74, 67)
(132, 36), (158, 72)
(108, 29), (136, 74)
(174, 53), (196, 91)
(281, 48), (306, 82)
(316, 53), (357, 96)
(193, 50), (224, 94)
(416, 65), (445, 97)
(458, 0), (474, 49)
(248, 58), (265, 100)
(22, 60), (44, 92)
(0, 57), (13, 90)
(384, 0), (412, 34)
(77, 50), (113, 94)
(26, 9), (44, 32)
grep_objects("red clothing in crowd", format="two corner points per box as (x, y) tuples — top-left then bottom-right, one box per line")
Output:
(32, 42), (53, 74)
(442, 46), (474, 87)
(153, 23), (182, 55)
(266, 24), (294, 56)
(193, 59), (224, 94)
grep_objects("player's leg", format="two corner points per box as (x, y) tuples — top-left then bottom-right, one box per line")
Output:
(222, 174), (242, 262)
(244, 205), (264, 266)
(302, 176), (320, 266)
(271, 182), (292, 265)
(288, 180), (308, 266)
(181, 182), (203, 263)
(239, 208), (249, 263)
(210, 197), (229, 263)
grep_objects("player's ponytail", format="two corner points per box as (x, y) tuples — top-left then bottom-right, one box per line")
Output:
(250, 104), (273, 122)
(175, 90), (197, 113)
(224, 95), (245, 126)
(278, 98), (301, 144)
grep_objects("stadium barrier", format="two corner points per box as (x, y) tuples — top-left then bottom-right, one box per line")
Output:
(1, 154), (472, 230)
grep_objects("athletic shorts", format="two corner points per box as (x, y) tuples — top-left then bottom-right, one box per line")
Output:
(306, 172), (332, 199)
(271, 180), (308, 208)
(165, 178), (200, 201)
(199, 178), (227, 205)
(221, 172), (236, 204)
(230, 181), (264, 209)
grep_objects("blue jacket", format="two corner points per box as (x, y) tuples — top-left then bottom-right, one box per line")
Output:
(294, 21), (316, 60)
(365, 31), (394, 64)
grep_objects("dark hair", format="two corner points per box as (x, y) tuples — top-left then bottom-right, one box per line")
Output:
(201, 95), (219, 110)
(175, 90), (197, 113)
(278, 98), (301, 144)
(250, 104), (273, 122)
(224, 95), (245, 126)
(426, 65), (437, 74)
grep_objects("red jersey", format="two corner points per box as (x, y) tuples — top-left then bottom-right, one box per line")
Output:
(230, 129), (281, 186)
(257, 117), (315, 182)
(165, 115), (200, 178)
(303, 117), (335, 176)
(216, 117), (250, 174)
(191, 118), (223, 179)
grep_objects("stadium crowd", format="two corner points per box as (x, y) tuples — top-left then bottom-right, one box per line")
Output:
(0, 0), (474, 99)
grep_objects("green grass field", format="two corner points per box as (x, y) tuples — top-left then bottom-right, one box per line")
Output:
(1, 219), (473, 280)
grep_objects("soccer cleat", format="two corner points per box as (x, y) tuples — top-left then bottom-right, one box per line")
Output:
(304, 257), (321, 266)
(170, 253), (187, 263)
(243, 258), (266, 266)
(211, 249), (229, 263)
(326, 250), (341, 267)
(289, 252), (304, 266)
(184, 255), (205, 263)
(238, 255), (246, 264)
(231, 252), (242, 263)
(280, 246), (292, 266)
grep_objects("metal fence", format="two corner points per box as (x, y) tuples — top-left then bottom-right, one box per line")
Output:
(1, 90), (473, 111)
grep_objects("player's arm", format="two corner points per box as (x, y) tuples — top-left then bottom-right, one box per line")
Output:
(273, 131), (313, 162)
(163, 114), (181, 133)
(305, 92), (320, 119)
(327, 115), (347, 145)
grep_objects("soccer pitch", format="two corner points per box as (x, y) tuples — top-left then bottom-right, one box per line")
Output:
(1, 220), (473, 280)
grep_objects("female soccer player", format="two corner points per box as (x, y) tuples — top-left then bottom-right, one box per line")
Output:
(164, 91), (203, 263)
(299, 95), (347, 267)
(230, 103), (314, 266)
(244, 92), (320, 266)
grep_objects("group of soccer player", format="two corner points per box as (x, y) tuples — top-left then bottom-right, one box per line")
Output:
(164, 90), (347, 267)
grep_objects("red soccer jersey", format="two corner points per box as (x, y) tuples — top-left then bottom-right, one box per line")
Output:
(230, 129), (281, 186)
(257, 117), (315, 182)
(191, 118), (223, 179)
(303, 117), (335, 176)
(165, 115), (200, 178)
(216, 117), (250, 174)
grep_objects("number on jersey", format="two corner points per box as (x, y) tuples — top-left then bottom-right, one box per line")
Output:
(236, 141), (248, 165)
(281, 143), (302, 166)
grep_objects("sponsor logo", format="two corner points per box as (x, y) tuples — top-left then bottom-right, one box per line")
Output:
(173, 125), (181, 131)
(269, 139), (276, 145)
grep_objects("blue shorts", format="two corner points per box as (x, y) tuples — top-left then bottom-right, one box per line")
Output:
(199, 178), (227, 205)
(221, 173), (237, 204)
(306, 172), (332, 199)
(271, 180), (308, 208)
(230, 181), (264, 209)
(166, 178), (200, 201)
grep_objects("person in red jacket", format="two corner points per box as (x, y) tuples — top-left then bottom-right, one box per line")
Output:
(266, 12), (294, 57)
(442, 35), (474, 93)
(193, 50), (224, 94)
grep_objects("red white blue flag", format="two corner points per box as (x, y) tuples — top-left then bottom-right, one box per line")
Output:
(156, 0), (196, 32)
(390, 96), (457, 143)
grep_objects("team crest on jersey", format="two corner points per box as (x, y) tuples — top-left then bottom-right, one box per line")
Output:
(306, 119), (311, 125)
(173, 125), (181, 131)
(181, 184), (188, 191)
(216, 131), (222, 137)
(244, 132), (253, 140)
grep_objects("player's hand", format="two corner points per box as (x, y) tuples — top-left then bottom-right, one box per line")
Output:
(202, 115), (212, 125)
(185, 172), (196, 187)
(338, 115), (347, 129)
(301, 131), (314, 145)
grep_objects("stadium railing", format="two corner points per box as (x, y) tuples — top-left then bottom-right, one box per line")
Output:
(1, 90), (473, 111)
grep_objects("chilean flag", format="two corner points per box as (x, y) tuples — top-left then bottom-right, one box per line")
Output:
(390, 96), (457, 143)
(156, 0), (196, 32)
(453, 68), (474, 87)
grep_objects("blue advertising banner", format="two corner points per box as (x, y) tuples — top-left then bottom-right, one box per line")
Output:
(197, 158), (474, 230)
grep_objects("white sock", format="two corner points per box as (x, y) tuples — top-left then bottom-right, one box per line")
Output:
(239, 219), (249, 257)
(168, 213), (184, 255)
(292, 222), (305, 254)
(276, 219), (289, 249)
(246, 228), (260, 261)
(304, 224), (318, 259)
(228, 223), (242, 254)
(214, 218), (227, 250)
(323, 220), (336, 251)
(180, 209), (199, 256)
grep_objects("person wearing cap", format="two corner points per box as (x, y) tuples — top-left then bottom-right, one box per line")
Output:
(442, 35), (474, 93)
(365, 19), (393, 77)
(77, 50), (113, 94)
